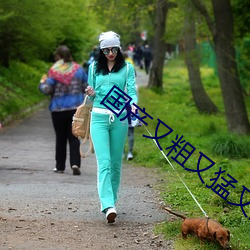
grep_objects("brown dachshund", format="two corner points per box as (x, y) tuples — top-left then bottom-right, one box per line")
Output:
(162, 207), (231, 249)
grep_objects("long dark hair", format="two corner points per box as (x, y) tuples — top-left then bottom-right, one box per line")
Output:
(95, 48), (126, 75)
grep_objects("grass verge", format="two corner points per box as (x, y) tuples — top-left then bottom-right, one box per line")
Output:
(126, 58), (250, 250)
(0, 60), (50, 125)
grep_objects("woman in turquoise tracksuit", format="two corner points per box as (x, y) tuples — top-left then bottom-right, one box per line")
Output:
(86, 31), (138, 223)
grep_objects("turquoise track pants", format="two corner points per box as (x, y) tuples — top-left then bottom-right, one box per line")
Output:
(90, 111), (128, 212)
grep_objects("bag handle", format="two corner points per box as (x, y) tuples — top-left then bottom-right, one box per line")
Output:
(79, 137), (94, 158)
(83, 94), (88, 105)
(79, 112), (94, 158)
(79, 95), (94, 158)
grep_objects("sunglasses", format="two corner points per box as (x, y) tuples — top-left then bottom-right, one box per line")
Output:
(102, 47), (119, 55)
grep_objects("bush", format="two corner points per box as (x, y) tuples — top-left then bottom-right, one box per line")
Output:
(209, 134), (250, 159)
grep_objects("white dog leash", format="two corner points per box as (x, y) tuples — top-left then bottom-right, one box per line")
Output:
(143, 125), (209, 218)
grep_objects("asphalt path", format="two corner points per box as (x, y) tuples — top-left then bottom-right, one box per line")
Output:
(0, 69), (173, 249)
(0, 106), (166, 224)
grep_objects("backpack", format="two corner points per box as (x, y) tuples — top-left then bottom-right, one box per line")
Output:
(72, 95), (93, 158)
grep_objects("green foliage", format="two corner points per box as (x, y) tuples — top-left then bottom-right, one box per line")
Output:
(164, 0), (213, 45)
(232, 0), (250, 39)
(236, 37), (250, 95)
(165, 2), (184, 44)
(0, 0), (100, 66)
(92, 0), (155, 45)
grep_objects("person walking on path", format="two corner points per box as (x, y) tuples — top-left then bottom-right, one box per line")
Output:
(39, 45), (88, 175)
(143, 44), (153, 75)
(85, 31), (138, 223)
(123, 51), (138, 160)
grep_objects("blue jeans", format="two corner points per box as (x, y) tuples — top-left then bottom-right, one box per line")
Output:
(90, 111), (128, 212)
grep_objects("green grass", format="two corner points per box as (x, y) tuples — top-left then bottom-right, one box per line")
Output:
(0, 60), (50, 123)
(209, 134), (250, 159)
(128, 58), (250, 249)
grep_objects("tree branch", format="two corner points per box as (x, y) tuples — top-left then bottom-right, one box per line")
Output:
(190, 0), (216, 37)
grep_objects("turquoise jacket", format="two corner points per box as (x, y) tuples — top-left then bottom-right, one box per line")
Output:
(87, 62), (138, 109)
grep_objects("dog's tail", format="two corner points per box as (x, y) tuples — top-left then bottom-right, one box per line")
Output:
(161, 206), (187, 220)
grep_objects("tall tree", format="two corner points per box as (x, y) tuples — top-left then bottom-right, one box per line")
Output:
(191, 0), (250, 134)
(184, 1), (218, 114)
(148, 0), (177, 89)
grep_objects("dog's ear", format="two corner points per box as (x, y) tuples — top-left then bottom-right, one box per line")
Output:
(227, 230), (230, 241)
(213, 231), (217, 240)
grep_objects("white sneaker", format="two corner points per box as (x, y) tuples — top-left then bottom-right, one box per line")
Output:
(72, 165), (81, 175)
(105, 207), (117, 223)
(127, 152), (133, 160)
(53, 168), (64, 173)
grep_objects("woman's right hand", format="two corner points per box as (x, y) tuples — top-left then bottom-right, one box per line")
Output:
(85, 86), (95, 97)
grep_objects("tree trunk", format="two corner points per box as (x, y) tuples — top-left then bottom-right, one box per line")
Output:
(212, 0), (250, 134)
(147, 0), (168, 89)
(184, 4), (218, 114)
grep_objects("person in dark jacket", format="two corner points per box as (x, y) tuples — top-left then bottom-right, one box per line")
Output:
(143, 44), (152, 74)
(39, 45), (88, 175)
